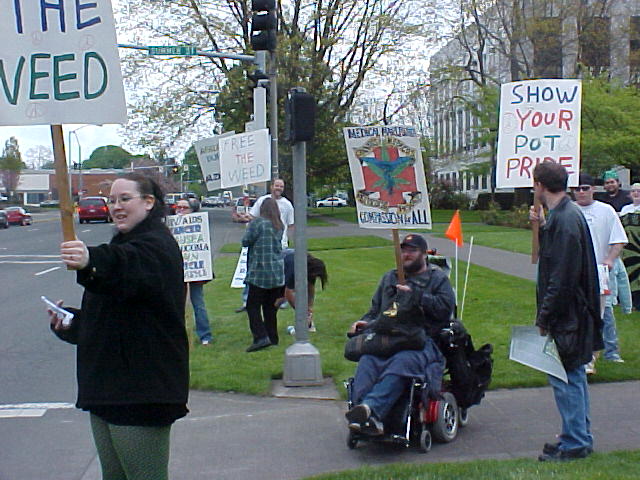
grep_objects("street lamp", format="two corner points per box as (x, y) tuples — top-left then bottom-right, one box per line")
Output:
(68, 125), (92, 199)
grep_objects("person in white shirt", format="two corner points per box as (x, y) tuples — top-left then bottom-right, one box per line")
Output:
(619, 183), (640, 217)
(247, 179), (294, 250)
(619, 183), (640, 311)
(573, 173), (627, 370)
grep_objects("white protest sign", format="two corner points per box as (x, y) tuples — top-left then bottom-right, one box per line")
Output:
(343, 125), (431, 229)
(496, 79), (581, 188)
(231, 247), (248, 288)
(219, 129), (271, 188)
(166, 212), (213, 283)
(194, 131), (235, 191)
(0, 0), (127, 126)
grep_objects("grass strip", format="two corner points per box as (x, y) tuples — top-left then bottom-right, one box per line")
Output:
(304, 450), (640, 480)
(189, 241), (640, 395)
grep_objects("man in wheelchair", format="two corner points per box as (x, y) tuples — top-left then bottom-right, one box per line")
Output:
(345, 234), (456, 436)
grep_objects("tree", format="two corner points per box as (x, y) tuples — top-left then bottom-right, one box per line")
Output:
(83, 146), (134, 169)
(116, 0), (443, 186)
(24, 145), (53, 169)
(581, 76), (640, 174)
(0, 137), (26, 199)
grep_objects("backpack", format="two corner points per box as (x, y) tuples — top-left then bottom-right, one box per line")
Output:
(437, 319), (493, 409)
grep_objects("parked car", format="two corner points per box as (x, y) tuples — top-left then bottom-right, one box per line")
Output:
(0, 210), (8, 229)
(316, 197), (347, 208)
(202, 196), (225, 208)
(78, 197), (111, 224)
(231, 197), (257, 223)
(40, 199), (60, 208)
(5, 206), (32, 226)
(0, 195), (7, 202)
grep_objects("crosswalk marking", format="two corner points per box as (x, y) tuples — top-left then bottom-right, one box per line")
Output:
(0, 402), (75, 418)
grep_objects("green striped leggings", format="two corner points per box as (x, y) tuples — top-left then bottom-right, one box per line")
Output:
(90, 414), (171, 480)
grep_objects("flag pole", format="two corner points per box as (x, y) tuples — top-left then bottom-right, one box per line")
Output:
(455, 242), (459, 305)
(460, 236), (474, 320)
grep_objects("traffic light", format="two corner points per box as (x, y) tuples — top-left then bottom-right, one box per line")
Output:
(285, 88), (316, 143)
(171, 164), (180, 174)
(250, 0), (277, 52)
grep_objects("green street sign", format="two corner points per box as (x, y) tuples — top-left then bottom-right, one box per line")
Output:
(148, 45), (197, 56)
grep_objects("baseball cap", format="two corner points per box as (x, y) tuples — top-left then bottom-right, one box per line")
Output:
(400, 234), (428, 252)
(578, 173), (595, 186)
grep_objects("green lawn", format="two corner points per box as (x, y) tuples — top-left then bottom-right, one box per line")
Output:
(304, 450), (640, 480)
(218, 235), (391, 254)
(189, 238), (640, 395)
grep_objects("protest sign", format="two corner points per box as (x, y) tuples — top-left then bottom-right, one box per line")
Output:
(194, 131), (235, 191)
(231, 247), (248, 288)
(166, 212), (213, 282)
(496, 79), (581, 188)
(343, 125), (431, 229)
(219, 129), (271, 188)
(0, 0), (127, 126)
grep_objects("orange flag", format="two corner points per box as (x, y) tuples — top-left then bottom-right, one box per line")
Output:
(445, 210), (463, 246)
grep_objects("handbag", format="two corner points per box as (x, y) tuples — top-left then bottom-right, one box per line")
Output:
(344, 294), (427, 362)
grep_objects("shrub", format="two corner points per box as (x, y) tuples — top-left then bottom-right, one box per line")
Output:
(429, 180), (471, 209)
(480, 202), (531, 229)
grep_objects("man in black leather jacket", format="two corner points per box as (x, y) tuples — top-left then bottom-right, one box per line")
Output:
(530, 162), (602, 462)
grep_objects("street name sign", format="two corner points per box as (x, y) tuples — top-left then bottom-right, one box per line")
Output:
(148, 45), (197, 56)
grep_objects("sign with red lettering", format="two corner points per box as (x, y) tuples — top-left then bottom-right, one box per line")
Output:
(496, 79), (581, 188)
(0, 0), (126, 126)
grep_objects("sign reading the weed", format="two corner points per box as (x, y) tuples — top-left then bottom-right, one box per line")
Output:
(343, 125), (431, 229)
(219, 129), (271, 188)
(496, 79), (581, 188)
(0, 0), (127, 126)
(167, 212), (213, 283)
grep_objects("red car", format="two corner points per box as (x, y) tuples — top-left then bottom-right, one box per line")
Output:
(5, 207), (32, 226)
(78, 197), (111, 224)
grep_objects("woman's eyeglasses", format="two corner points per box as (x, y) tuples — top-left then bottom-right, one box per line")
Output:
(108, 195), (142, 206)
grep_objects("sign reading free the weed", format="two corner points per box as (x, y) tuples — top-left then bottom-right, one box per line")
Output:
(0, 0), (127, 125)
(496, 79), (581, 188)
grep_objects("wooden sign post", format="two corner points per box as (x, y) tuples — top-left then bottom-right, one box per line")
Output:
(392, 229), (405, 284)
(50, 125), (76, 242)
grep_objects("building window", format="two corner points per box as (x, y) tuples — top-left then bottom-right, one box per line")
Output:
(531, 17), (563, 78)
(457, 109), (464, 152)
(579, 17), (610, 76)
(631, 16), (640, 85)
(482, 175), (488, 190)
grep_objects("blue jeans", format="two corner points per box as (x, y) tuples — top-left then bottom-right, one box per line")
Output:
(358, 374), (409, 420)
(602, 306), (621, 360)
(189, 283), (212, 342)
(548, 366), (592, 451)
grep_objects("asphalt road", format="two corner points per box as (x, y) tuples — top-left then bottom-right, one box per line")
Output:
(0, 207), (237, 480)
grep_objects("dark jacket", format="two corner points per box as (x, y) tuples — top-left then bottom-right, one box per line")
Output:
(536, 196), (603, 370)
(53, 216), (189, 409)
(361, 265), (456, 338)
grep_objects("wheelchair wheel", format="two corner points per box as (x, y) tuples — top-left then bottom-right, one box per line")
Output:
(419, 428), (432, 453)
(431, 392), (459, 443)
(459, 407), (469, 427)
(347, 431), (358, 450)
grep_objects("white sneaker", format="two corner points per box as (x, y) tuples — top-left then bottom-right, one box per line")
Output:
(585, 357), (596, 375)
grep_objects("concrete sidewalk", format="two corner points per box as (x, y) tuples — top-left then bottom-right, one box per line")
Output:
(80, 381), (640, 480)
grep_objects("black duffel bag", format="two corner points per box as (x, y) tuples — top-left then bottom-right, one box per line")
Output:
(344, 295), (427, 362)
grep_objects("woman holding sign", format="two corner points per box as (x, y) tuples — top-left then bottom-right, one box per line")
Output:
(47, 173), (188, 480)
(175, 198), (214, 346)
(242, 197), (285, 352)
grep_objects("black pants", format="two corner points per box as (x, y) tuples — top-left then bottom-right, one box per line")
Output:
(247, 283), (282, 345)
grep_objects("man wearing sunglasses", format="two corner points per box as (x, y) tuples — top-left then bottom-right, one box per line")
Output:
(572, 174), (628, 372)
